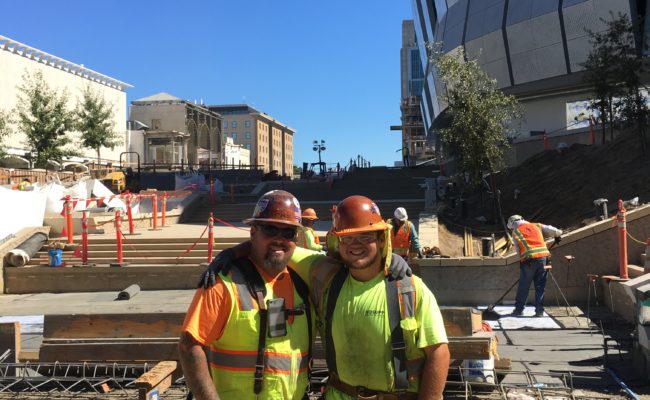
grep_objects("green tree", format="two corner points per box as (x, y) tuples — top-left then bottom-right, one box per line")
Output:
(428, 46), (522, 184)
(0, 109), (11, 157)
(76, 85), (119, 161)
(582, 13), (648, 150)
(15, 70), (75, 167)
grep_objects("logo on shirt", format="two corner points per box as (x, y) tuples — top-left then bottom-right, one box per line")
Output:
(365, 310), (385, 317)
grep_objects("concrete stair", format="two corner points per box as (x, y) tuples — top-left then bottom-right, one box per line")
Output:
(187, 166), (436, 224)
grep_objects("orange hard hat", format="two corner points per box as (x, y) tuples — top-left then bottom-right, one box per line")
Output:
(332, 195), (388, 236)
(302, 208), (319, 220)
(244, 190), (302, 227)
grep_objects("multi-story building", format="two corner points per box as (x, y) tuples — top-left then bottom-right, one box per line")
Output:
(0, 34), (130, 163)
(411, 0), (647, 165)
(208, 104), (294, 176)
(397, 20), (431, 164)
(128, 93), (222, 167)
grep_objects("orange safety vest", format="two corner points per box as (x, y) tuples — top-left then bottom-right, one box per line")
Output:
(390, 221), (411, 257)
(512, 222), (550, 261)
(297, 227), (320, 249)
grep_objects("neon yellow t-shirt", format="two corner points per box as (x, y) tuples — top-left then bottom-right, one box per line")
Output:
(289, 247), (448, 397)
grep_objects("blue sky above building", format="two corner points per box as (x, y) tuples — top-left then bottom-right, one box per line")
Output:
(0, 0), (411, 168)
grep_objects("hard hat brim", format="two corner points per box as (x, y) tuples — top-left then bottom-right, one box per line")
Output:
(332, 220), (388, 236)
(243, 218), (303, 228)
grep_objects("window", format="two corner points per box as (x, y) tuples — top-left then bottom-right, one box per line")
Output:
(245, 120), (251, 128)
(245, 144), (251, 150)
(245, 132), (252, 139)
(232, 121), (238, 128)
(232, 133), (238, 140)
(223, 121), (228, 128)
(151, 119), (161, 130)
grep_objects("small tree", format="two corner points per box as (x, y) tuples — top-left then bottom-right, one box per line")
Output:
(0, 109), (11, 157)
(582, 13), (648, 149)
(76, 85), (119, 161)
(15, 70), (75, 167)
(428, 46), (522, 184)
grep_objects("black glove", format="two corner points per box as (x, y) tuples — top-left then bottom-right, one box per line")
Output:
(554, 236), (562, 245)
(387, 254), (413, 281)
(198, 247), (236, 289)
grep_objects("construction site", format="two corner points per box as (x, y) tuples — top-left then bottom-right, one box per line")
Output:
(0, 129), (649, 400)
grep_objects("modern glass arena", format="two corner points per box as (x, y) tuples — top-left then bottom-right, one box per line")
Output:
(412, 0), (648, 165)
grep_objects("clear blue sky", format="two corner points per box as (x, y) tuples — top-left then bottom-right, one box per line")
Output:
(1, 0), (412, 168)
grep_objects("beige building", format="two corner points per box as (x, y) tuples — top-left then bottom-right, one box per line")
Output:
(208, 104), (294, 176)
(0, 34), (130, 163)
(128, 93), (222, 167)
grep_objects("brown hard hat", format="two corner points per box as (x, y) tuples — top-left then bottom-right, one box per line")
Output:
(302, 208), (319, 220)
(332, 195), (388, 236)
(244, 190), (302, 227)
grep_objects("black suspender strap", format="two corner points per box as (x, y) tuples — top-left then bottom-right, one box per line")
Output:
(232, 258), (267, 396)
(386, 278), (409, 391)
(287, 268), (313, 374)
(324, 267), (348, 377)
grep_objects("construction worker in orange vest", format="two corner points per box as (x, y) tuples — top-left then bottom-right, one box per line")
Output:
(507, 214), (562, 317)
(325, 205), (339, 257)
(296, 208), (324, 252)
(388, 207), (423, 258)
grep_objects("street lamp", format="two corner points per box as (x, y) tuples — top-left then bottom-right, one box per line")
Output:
(312, 139), (326, 175)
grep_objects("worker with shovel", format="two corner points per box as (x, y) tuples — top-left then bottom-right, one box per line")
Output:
(508, 215), (562, 317)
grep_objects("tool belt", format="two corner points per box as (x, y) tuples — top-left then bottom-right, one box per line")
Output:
(328, 374), (418, 400)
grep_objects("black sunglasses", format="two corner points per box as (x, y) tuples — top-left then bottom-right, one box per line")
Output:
(257, 224), (297, 240)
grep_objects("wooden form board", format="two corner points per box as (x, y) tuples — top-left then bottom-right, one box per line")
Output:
(441, 307), (483, 337)
(43, 313), (185, 339)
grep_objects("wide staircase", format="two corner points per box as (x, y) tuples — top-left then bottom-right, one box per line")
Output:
(187, 166), (437, 224)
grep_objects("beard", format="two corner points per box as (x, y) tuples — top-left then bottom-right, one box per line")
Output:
(263, 248), (291, 271)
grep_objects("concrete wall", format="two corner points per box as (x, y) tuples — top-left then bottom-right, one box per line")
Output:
(0, 47), (127, 162)
(416, 203), (650, 306)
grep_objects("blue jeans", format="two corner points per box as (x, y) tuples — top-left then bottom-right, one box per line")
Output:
(514, 257), (547, 313)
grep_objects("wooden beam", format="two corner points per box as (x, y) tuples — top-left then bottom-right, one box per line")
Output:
(441, 307), (482, 337)
(448, 331), (495, 360)
(39, 339), (179, 362)
(134, 361), (177, 400)
(0, 322), (20, 375)
(43, 313), (185, 339)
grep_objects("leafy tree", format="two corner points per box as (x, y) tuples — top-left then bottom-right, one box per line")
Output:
(582, 13), (648, 150)
(76, 85), (119, 161)
(427, 46), (522, 184)
(0, 109), (11, 157)
(15, 70), (75, 167)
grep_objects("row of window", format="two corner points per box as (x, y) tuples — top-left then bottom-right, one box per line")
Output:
(225, 132), (252, 140)
(223, 120), (252, 129)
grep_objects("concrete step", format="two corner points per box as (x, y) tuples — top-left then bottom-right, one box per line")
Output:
(50, 242), (242, 251)
(27, 256), (208, 265)
(34, 249), (224, 258)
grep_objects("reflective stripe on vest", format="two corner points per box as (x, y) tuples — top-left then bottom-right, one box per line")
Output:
(391, 221), (411, 256)
(208, 348), (309, 373)
(513, 223), (550, 260)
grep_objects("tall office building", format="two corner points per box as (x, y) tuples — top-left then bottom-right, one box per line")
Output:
(398, 20), (430, 164)
(208, 105), (294, 176)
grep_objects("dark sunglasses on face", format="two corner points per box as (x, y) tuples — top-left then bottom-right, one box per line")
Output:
(339, 232), (378, 245)
(257, 224), (297, 240)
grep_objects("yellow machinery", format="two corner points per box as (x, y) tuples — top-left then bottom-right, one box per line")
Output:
(101, 171), (126, 193)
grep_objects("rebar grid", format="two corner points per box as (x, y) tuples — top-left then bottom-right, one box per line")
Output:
(0, 361), (152, 395)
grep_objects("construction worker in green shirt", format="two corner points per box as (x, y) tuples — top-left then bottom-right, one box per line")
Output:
(199, 195), (449, 399)
(296, 208), (323, 252)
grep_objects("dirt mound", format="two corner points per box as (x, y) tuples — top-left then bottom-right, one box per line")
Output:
(438, 131), (650, 255)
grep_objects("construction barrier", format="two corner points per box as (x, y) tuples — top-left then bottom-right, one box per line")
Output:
(617, 199), (628, 280)
(81, 211), (89, 265)
(65, 198), (74, 244)
(125, 194), (135, 235)
(114, 209), (124, 266)
(150, 193), (159, 231)
(161, 192), (167, 227)
(207, 212), (214, 264)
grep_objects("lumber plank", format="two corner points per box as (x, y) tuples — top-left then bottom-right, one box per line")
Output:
(135, 361), (177, 400)
(43, 313), (185, 339)
(0, 322), (20, 362)
(39, 339), (179, 362)
(448, 331), (494, 360)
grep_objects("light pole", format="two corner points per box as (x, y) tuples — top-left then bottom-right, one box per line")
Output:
(312, 139), (326, 175)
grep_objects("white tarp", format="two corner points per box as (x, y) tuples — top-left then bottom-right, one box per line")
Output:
(43, 179), (127, 216)
(0, 187), (47, 240)
(175, 172), (207, 191)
